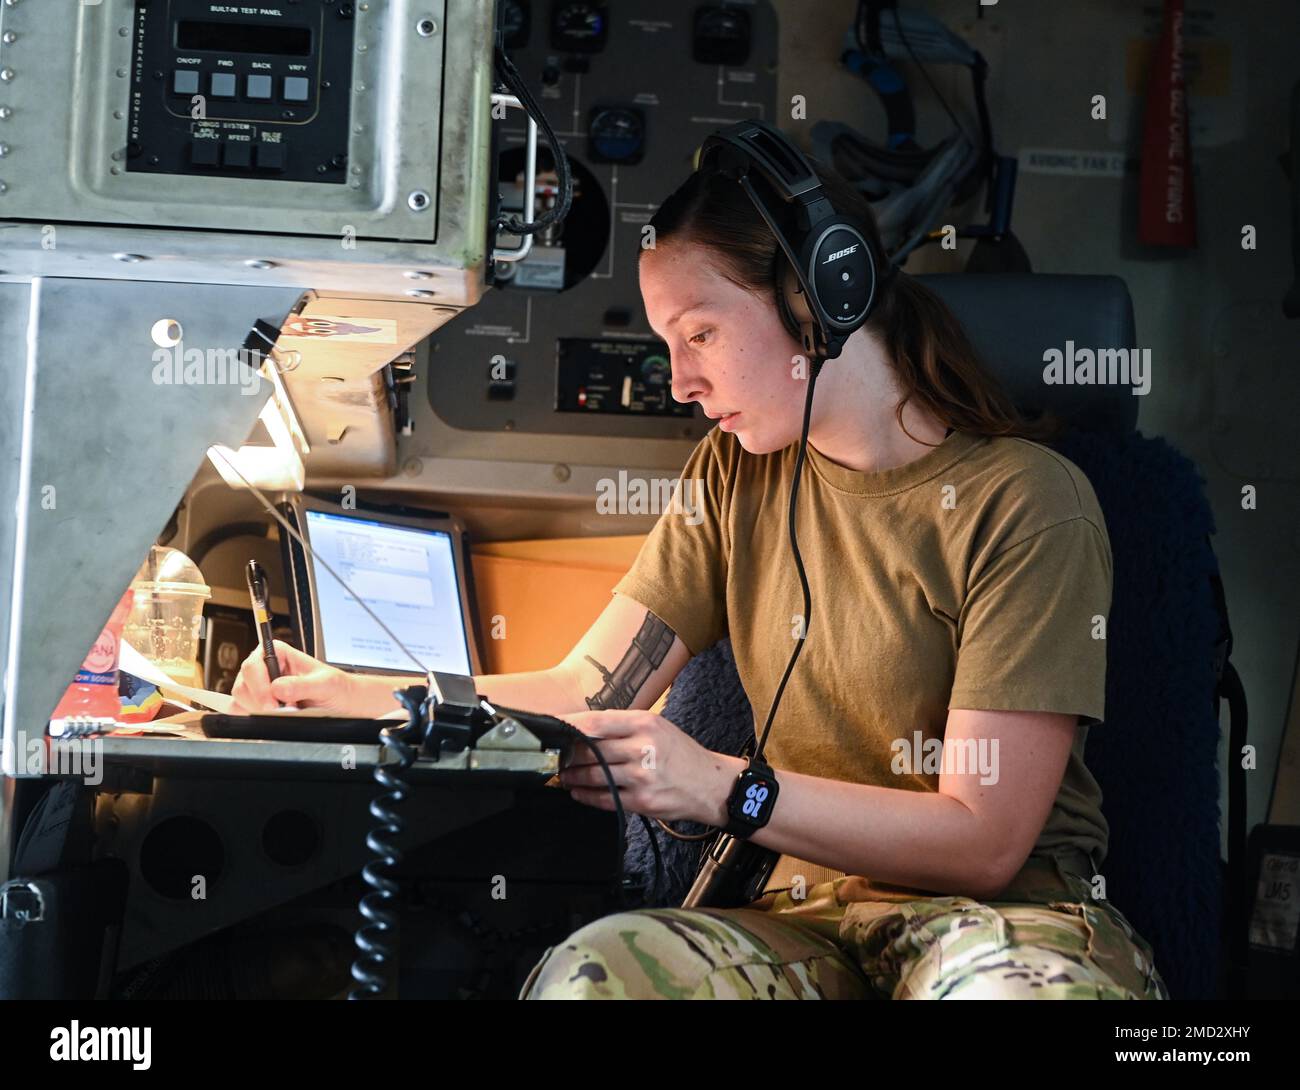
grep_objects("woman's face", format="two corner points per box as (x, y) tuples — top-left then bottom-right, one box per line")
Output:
(639, 241), (808, 454)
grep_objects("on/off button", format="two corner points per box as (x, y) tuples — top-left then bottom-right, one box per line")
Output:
(283, 76), (311, 102)
(172, 70), (200, 96)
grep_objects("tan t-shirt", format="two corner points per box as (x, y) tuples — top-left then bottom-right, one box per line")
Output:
(612, 426), (1113, 902)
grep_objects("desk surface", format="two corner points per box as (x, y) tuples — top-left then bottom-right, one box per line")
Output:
(46, 733), (560, 784)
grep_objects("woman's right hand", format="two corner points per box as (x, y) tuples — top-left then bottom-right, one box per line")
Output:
(229, 640), (358, 714)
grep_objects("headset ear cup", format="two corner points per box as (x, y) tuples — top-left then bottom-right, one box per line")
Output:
(778, 259), (816, 347)
(772, 255), (798, 341)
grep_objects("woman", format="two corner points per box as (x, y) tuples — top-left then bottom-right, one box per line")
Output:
(232, 161), (1167, 1001)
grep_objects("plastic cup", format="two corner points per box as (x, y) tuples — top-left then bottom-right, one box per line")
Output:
(123, 546), (212, 691)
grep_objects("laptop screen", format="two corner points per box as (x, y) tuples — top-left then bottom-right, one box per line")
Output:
(303, 508), (473, 675)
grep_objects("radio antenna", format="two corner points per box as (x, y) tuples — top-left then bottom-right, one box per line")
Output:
(206, 446), (432, 679)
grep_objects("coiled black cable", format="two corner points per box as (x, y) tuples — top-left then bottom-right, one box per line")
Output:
(351, 692), (640, 997)
(349, 685), (425, 1000)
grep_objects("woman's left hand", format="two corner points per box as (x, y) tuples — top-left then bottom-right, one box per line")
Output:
(557, 709), (739, 824)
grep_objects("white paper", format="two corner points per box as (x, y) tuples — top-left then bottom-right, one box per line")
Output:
(119, 643), (415, 721)
(118, 642), (234, 714)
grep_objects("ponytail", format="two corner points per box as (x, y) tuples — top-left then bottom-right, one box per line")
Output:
(876, 272), (1064, 446)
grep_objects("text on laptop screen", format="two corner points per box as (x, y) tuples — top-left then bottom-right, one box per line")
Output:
(304, 509), (472, 674)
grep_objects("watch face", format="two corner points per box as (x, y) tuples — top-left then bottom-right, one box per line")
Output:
(731, 770), (777, 826)
(741, 780), (770, 819)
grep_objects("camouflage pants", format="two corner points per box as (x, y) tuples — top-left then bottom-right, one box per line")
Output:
(519, 860), (1169, 1000)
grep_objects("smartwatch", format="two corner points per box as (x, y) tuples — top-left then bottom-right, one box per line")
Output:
(722, 756), (779, 839)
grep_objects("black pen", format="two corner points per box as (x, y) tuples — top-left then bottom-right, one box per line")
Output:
(245, 560), (284, 706)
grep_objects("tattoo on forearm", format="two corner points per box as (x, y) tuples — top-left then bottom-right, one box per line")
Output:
(584, 612), (675, 710)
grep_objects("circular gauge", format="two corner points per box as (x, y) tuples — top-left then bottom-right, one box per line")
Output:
(500, 0), (530, 50)
(693, 7), (752, 66)
(588, 106), (645, 164)
(641, 353), (670, 385)
(551, 2), (607, 53)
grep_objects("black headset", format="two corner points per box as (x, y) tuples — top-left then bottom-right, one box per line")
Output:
(697, 119), (889, 362)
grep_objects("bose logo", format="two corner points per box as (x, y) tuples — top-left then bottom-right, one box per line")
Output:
(822, 244), (859, 264)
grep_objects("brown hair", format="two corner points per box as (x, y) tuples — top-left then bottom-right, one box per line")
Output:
(644, 159), (1063, 445)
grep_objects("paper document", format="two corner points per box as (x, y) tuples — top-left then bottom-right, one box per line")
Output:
(118, 642), (235, 714)
(118, 643), (413, 720)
